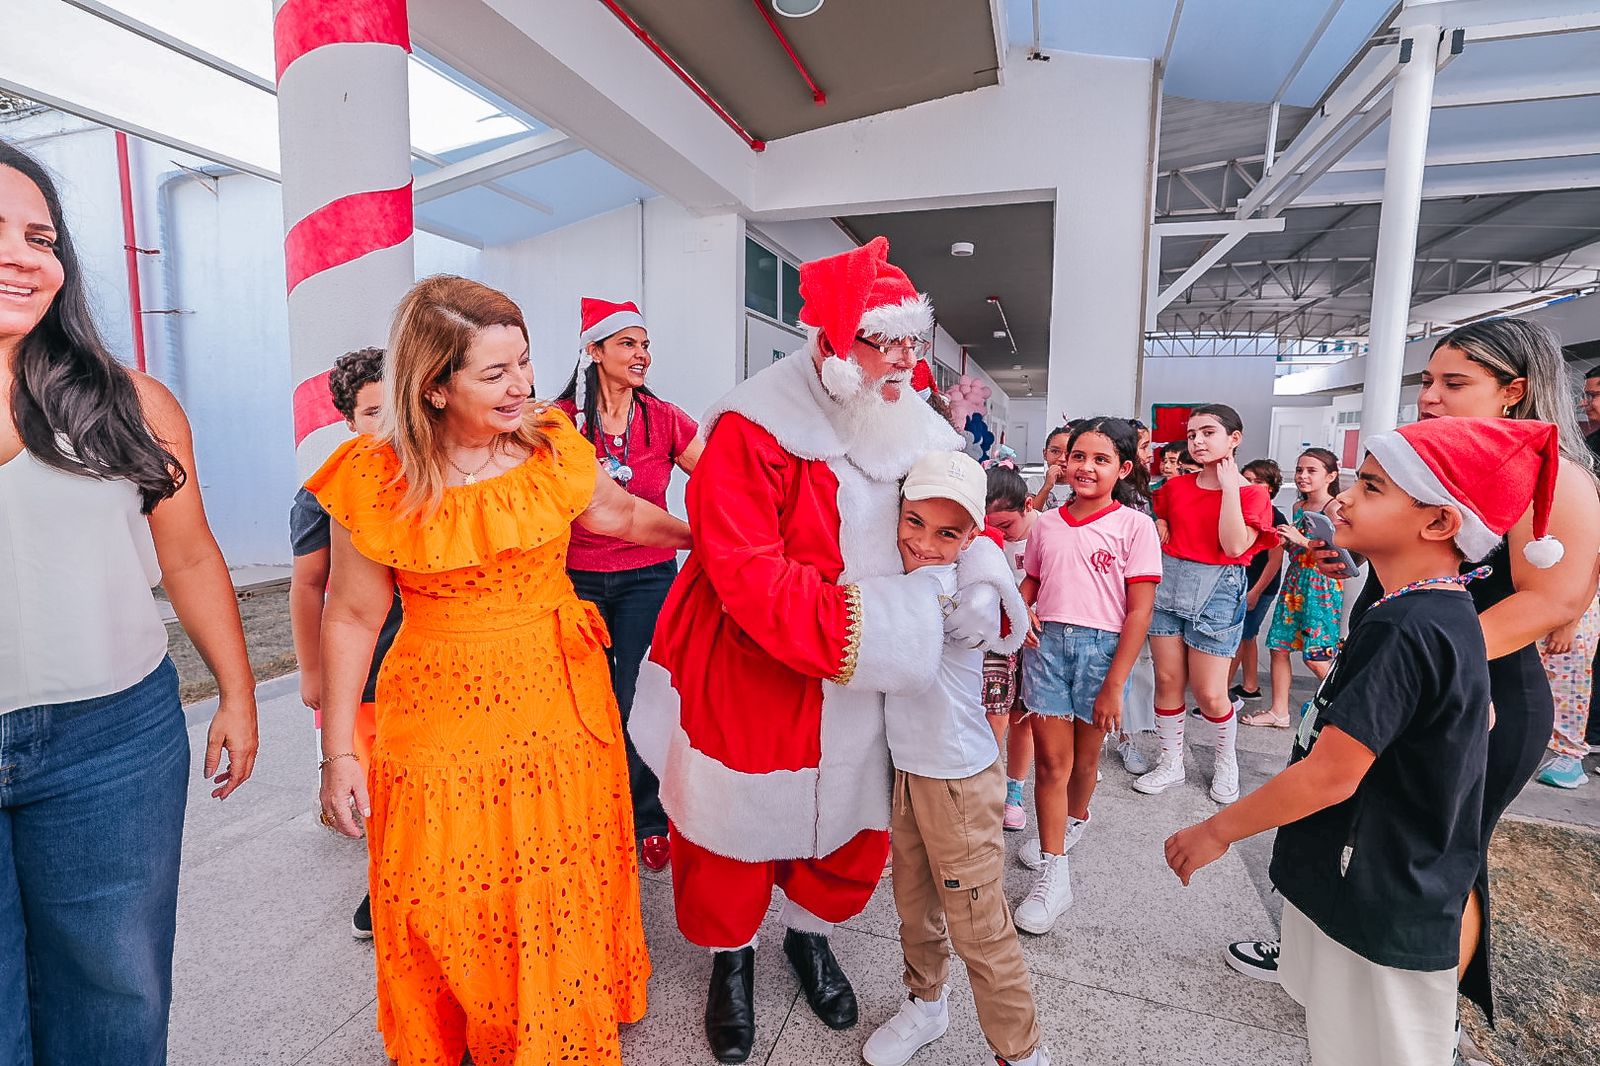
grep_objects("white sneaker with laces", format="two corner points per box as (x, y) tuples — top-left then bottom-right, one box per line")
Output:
(1013, 852), (1072, 934)
(862, 993), (949, 1066)
(1117, 738), (1150, 774)
(1018, 814), (1088, 870)
(1133, 753), (1185, 795)
(1223, 939), (1281, 983)
(995, 1045), (1051, 1066)
(1210, 751), (1240, 804)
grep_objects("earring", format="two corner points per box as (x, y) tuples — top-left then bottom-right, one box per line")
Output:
(1502, 405), (1511, 416)
(431, 398), (445, 410)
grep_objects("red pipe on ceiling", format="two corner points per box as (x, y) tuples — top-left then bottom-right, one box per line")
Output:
(597, 0), (766, 151)
(114, 131), (147, 373)
(750, 0), (826, 105)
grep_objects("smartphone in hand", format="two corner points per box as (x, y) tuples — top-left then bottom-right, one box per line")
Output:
(1301, 509), (1358, 579)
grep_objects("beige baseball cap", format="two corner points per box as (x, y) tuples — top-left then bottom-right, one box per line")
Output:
(902, 450), (987, 527)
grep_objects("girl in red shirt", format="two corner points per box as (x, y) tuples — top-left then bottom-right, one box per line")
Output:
(1138, 405), (1277, 805)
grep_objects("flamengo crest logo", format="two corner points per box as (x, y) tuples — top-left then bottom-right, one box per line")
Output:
(1089, 549), (1115, 574)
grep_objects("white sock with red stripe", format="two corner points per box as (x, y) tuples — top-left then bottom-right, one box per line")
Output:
(1203, 705), (1238, 762)
(1154, 707), (1185, 763)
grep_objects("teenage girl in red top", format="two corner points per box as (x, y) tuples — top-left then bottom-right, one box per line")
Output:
(1138, 405), (1277, 805)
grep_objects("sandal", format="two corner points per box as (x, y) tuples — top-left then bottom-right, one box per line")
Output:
(1242, 711), (1291, 729)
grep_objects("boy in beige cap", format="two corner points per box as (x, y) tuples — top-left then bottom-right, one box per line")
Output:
(864, 450), (1049, 1066)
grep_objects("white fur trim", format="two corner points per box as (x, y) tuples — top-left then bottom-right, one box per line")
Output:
(956, 536), (1030, 656)
(703, 337), (959, 465)
(579, 309), (644, 346)
(1365, 433), (1501, 562)
(819, 352), (865, 400)
(629, 659), (893, 862)
(858, 294), (934, 341)
(848, 573), (947, 695)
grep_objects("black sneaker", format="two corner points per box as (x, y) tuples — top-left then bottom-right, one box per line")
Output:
(352, 893), (374, 940)
(1224, 939), (1279, 983)
(1229, 684), (1263, 701)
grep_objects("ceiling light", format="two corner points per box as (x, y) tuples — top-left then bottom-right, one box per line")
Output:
(1011, 363), (1023, 370)
(772, 0), (824, 16)
(993, 330), (1008, 339)
(950, 241), (974, 257)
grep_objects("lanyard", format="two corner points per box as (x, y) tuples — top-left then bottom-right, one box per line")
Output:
(599, 397), (635, 484)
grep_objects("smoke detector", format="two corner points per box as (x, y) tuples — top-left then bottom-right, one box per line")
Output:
(773, 0), (824, 16)
(950, 241), (975, 257)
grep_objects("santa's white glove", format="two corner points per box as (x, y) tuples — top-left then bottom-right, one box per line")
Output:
(943, 582), (1001, 649)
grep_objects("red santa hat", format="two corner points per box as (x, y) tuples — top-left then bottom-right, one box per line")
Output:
(911, 359), (937, 397)
(572, 297), (646, 433)
(1364, 417), (1565, 567)
(798, 236), (933, 398)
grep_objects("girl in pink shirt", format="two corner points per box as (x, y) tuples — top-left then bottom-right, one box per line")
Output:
(1013, 418), (1163, 935)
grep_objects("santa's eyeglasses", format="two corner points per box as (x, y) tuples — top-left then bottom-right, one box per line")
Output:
(856, 335), (931, 359)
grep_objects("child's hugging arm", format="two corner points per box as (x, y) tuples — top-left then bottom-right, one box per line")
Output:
(1019, 574), (1042, 648)
(1165, 727), (1375, 884)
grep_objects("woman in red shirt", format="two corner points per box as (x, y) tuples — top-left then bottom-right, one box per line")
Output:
(555, 298), (702, 871)
(1137, 405), (1276, 806)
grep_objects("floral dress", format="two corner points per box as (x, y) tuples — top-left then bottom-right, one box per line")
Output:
(307, 411), (649, 1065)
(1265, 503), (1344, 657)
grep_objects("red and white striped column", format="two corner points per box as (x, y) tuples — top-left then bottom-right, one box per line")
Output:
(273, 0), (415, 474)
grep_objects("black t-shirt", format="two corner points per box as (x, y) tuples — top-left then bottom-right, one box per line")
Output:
(1269, 587), (1490, 971)
(1246, 506), (1288, 600)
(289, 486), (403, 705)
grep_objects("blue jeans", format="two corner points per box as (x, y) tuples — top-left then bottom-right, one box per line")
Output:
(569, 561), (677, 837)
(0, 658), (189, 1066)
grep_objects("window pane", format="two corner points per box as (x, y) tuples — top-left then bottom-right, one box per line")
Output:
(744, 239), (779, 319)
(780, 261), (802, 327)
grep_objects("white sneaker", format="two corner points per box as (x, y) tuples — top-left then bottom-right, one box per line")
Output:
(1017, 813), (1089, 871)
(996, 1045), (1052, 1066)
(1210, 751), (1240, 804)
(1117, 738), (1150, 774)
(1133, 753), (1185, 795)
(862, 993), (949, 1066)
(1013, 853), (1072, 934)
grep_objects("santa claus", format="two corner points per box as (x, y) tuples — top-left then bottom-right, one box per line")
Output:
(631, 237), (1019, 1063)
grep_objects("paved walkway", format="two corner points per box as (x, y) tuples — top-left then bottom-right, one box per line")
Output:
(167, 673), (1598, 1065)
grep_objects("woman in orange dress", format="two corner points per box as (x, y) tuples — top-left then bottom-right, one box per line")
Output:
(311, 276), (690, 1065)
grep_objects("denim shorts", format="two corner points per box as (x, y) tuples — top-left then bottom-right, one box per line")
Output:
(1022, 622), (1127, 724)
(1148, 555), (1248, 658)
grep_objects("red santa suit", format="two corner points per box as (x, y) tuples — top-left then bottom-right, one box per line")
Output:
(631, 245), (1025, 949)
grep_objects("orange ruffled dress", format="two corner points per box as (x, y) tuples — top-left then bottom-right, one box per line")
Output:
(307, 412), (649, 1065)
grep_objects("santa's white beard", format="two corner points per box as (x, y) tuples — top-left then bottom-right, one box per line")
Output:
(833, 364), (949, 483)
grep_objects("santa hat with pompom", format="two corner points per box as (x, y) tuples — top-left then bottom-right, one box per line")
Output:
(1364, 417), (1565, 568)
(797, 236), (933, 400)
(571, 297), (646, 433)
(911, 359), (937, 398)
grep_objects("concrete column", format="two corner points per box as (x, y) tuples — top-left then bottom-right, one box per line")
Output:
(1359, 23), (1441, 438)
(273, 0), (416, 475)
(1047, 186), (1144, 427)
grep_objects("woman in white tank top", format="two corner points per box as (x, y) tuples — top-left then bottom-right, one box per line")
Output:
(0, 140), (256, 1066)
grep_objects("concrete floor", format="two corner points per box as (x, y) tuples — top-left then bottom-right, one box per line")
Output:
(167, 671), (1598, 1065)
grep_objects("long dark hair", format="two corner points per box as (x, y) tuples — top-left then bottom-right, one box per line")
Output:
(985, 464), (1029, 513)
(555, 345), (660, 448)
(1296, 447), (1342, 502)
(1, 140), (183, 513)
(1067, 415), (1145, 509)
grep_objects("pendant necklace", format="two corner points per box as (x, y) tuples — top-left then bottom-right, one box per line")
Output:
(447, 439), (499, 485)
(600, 397), (635, 485)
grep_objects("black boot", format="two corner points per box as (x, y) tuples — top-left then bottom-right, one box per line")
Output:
(783, 928), (858, 1030)
(704, 947), (756, 1063)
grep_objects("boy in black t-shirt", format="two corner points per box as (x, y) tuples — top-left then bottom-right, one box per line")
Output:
(1165, 417), (1566, 1066)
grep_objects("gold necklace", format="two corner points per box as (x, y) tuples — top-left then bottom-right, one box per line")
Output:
(446, 439), (499, 485)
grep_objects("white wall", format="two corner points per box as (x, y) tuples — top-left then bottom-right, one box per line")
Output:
(1137, 356), (1281, 465)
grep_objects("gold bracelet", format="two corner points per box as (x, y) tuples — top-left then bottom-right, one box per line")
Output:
(318, 752), (359, 771)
